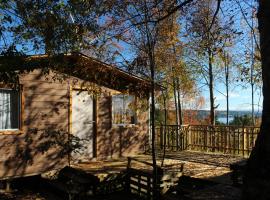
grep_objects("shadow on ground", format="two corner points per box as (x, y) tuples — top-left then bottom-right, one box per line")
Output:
(165, 175), (241, 200)
(0, 173), (241, 200)
(0, 151), (244, 200)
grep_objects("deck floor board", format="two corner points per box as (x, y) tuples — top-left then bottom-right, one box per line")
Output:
(72, 150), (246, 185)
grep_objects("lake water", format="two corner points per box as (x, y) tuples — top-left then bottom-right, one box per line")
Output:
(217, 117), (234, 124)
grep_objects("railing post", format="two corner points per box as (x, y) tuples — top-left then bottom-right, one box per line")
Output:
(184, 126), (188, 150)
(188, 125), (192, 150)
(244, 127), (248, 157)
(242, 126), (245, 157)
(228, 126), (232, 155)
(160, 126), (163, 150)
(171, 127), (174, 151)
(176, 125), (179, 150)
(204, 126), (207, 151)
(157, 124), (259, 157)
(224, 126), (228, 154)
(180, 126), (184, 150)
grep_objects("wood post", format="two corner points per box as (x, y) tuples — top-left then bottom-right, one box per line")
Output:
(188, 126), (192, 150)
(244, 128), (248, 157)
(154, 125), (259, 157)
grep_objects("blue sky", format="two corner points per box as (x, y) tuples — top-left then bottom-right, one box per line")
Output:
(202, 84), (262, 111)
(115, 0), (262, 112)
(184, 0), (261, 112)
(1, 0), (260, 112)
(211, 0), (261, 112)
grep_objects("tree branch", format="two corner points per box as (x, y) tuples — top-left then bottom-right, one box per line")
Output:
(207, 0), (222, 31)
(155, 0), (195, 23)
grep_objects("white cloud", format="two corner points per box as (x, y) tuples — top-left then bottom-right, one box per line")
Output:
(229, 103), (262, 111)
(230, 92), (240, 98)
(215, 92), (241, 101)
(215, 94), (226, 101)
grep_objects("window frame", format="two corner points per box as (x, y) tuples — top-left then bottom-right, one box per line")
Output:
(111, 94), (137, 126)
(0, 85), (23, 135)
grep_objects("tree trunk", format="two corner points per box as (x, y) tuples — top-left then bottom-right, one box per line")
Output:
(251, 80), (255, 125)
(251, 9), (255, 126)
(177, 78), (183, 125)
(226, 82), (229, 125)
(161, 89), (167, 167)
(243, 1), (270, 199)
(208, 49), (215, 125)
(150, 59), (159, 199)
(173, 78), (179, 125)
(146, 33), (158, 200)
(225, 53), (229, 125)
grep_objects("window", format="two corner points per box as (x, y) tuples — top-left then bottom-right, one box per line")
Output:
(0, 89), (20, 130)
(112, 94), (136, 125)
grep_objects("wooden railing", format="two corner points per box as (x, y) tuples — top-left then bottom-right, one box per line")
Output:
(156, 125), (190, 151)
(126, 157), (184, 199)
(155, 125), (260, 157)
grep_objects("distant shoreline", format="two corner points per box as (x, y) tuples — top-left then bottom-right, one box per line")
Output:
(192, 110), (262, 120)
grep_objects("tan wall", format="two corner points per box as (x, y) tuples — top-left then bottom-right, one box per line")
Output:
(0, 70), (69, 179)
(0, 69), (149, 179)
(96, 93), (149, 159)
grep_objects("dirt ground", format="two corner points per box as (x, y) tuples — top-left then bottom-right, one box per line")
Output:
(0, 151), (245, 200)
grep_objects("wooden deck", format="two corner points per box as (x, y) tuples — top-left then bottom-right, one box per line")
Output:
(69, 151), (246, 200)
(72, 154), (183, 182)
(72, 150), (245, 184)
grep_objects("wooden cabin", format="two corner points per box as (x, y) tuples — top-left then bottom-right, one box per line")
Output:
(0, 53), (150, 180)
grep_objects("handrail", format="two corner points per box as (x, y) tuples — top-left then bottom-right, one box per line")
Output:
(127, 157), (154, 168)
(155, 124), (260, 157)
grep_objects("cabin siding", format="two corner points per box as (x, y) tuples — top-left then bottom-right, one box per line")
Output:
(0, 70), (68, 179)
(96, 94), (149, 159)
(0, 69), (149, 179)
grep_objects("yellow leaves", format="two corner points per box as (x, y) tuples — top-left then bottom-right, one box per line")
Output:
(155, 15), (182, 74)
(153, 13), (196, 96)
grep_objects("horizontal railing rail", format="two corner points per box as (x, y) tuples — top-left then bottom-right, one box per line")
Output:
(155, 125), (260, 157)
